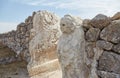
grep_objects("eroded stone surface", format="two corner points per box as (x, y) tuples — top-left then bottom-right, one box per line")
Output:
(28, 10), (61, 77)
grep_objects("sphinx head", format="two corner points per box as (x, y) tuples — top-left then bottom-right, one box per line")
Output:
(60, 15), (82, 34)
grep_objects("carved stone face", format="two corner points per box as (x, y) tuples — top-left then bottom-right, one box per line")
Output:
(60, 15), (76, 34)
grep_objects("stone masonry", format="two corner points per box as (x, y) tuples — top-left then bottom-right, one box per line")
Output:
(0, 11), (120, 78)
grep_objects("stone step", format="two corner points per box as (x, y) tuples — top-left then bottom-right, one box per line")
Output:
(28, 59), (61, 77)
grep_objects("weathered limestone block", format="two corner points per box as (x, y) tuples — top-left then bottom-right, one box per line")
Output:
(57, 15), (90, 78)
(100, 20), (120, 43)
(90, 14), (111, 29)
(98, 51), (120, 74)
(96, 40), (113, 50)
(28, 11), (61, 77)
(86, 28), (100, 41)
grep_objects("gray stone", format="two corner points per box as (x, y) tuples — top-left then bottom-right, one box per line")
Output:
(85, 42), (95, 58)
(86, 28), (100, 41)
(25, 16), (33, 24)
(100, 20), (120, 43)
(58, 15), (90, 78)
(82, 19), (92, 29)
(112, 43), (120, 54)
(96, 40), (113, 50)
(98, 51), (120, 74)
(90, 14), (111, 29)
(97, 70), (120, 78)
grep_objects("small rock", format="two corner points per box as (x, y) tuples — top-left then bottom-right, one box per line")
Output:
(96, 40), (113, 50)
(82, 19), (91, 29)
(25, 16), (32, 24)
(86, 28), (100, 41)
(112, 43), (120, 54)
(97, 70), (120, 78)
(100, 20), (120, 43)
(85, 42), (95, 58)
(90, 14), (111, 29)
(112, 12), (120, 20)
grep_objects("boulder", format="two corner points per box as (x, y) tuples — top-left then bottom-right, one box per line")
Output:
(112, 43), (120, 54)
(86, 28), (100, 41)
(112, 12), (120, 20)
(98, 51), (120, 74)
(82, 19), (91, 29)
(96, 40), (113, 50)
(100, 20), (120, 43)
(90, 14), (111, 29)
(97, 70), (120, 78)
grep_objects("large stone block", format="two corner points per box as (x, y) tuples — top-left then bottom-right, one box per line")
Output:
(28, 11), (61, 77)
(90, 14), (111, 29)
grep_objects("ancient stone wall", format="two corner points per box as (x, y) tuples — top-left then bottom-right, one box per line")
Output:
(83, 12), (120, 78)
(57, 12), (120, 78)
(0, 10), (62, 78)
(0, 10), (120, 78)
(0, 12), (36, 62)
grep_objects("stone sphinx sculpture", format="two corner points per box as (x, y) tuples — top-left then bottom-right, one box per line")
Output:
(57, 15), (89, 78)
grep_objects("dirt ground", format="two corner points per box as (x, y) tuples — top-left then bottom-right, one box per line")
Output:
(0, 41), (29, 78)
